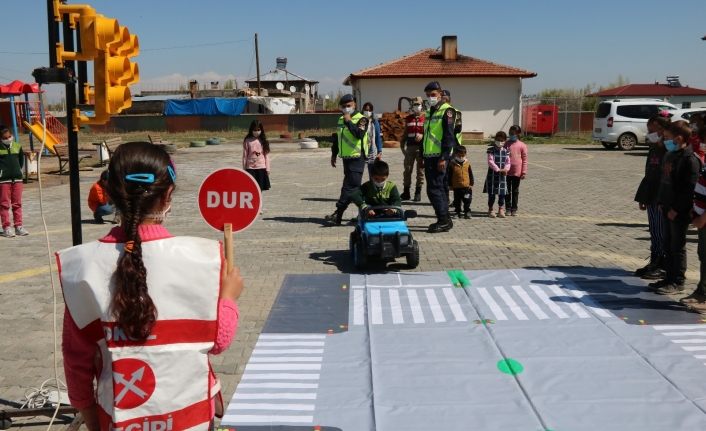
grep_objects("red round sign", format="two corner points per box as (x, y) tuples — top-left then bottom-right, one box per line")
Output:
(198, 168), (262, 232)
(112, 358), (156, 409)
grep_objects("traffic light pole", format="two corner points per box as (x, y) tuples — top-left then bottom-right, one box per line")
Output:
(62, 12), (83, 246)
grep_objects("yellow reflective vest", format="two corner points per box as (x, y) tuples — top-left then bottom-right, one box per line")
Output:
(337, 112), (369, 158)
(423, 102), (456, 156)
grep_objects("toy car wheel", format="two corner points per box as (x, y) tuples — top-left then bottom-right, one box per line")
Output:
(353, 240), (367, 269)
(406, 240), (420, 269)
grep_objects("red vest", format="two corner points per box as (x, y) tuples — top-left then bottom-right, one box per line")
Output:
(405, 114), (425, 140)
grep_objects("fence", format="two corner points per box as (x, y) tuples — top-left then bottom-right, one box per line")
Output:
(522, 97), (595, 136)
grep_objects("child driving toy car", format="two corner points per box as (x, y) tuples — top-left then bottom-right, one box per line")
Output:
(351, 159), (402, 217)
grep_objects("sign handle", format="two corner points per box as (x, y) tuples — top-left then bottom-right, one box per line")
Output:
(224, 223), (233, 272)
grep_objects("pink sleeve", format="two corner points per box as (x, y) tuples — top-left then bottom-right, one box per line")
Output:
(522, 144), (528, 174)
(210, 298), (239, 355)
(242, 139), (248, 168)
(505, 154), (511, 171)
(62, 308), (98, 409)
(265, 152), (271, 173)
(488, 153), (500, 172)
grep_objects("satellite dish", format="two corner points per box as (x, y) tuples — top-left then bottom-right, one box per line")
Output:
(289, 85), (296, 92)
(275, 82), (284, 90)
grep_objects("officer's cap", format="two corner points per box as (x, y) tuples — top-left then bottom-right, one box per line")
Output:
(442, 89), (451, 97)
(339, 94), (355, 105)
(424, 81), (442, 92)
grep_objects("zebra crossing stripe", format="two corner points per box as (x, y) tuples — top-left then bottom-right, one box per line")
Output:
(388, 289), (405, 324)
(424, 289), (447, 322)
(250, 357), (322, 363)
(477, 287), (508, 321)
(442, 288), (467, 322)
(222, 415), (313, 423)
(227, 403), (315, 411)
(681, 346), (706, 352)
(494, 286), (529, 320)
(662, 331), (706, 336)
(234, 393), (317, 400)
(353, 289), (365, 326)
(252, 349), (324, 354)
(511, 285), (549, 320)
(529, 285), (570, 319)
(256, 341), (325, 347)
(371, 289), (383, 325)
(406, 289), (425, 323)
(245, 364), (322, 371)
(258, 334), (326, 340)
(237, 383), (318, 389)
(654, 324), (706, 330)
(562, 285), (614, 318)
(546, 284), (590, 318)
(241, 373), (320, 380)
(672, 339), (706, 344)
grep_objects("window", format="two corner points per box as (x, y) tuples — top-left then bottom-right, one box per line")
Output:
(595, 102), (611, 118)
(617, 105), (653, 119)
(682, 102), (692, 109)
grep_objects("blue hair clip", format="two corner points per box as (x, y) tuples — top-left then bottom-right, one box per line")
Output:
(167, 165), (176, 183)
(125, 173), (155, 184)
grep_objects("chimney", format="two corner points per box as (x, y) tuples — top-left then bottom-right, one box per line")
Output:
(441, 35), (458, 61)
(276, 57), (287, 70)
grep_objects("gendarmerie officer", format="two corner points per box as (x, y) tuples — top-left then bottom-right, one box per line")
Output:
(326, 94), (370, 225)
(421, 81), (457, 233)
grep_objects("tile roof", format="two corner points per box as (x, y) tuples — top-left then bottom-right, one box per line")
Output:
(345, 49), (536, 84)
(589, 84), (706, 97)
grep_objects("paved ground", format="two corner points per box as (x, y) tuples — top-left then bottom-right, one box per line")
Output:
(0, 142), (701, 429)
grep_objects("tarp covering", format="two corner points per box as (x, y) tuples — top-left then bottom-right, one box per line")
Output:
(163, 97), (247, 116)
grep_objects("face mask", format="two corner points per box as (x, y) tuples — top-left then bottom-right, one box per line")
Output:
(373, 180), (386, 188)
(363, 110), (372, 118)
(252, 130), (261, 138)
(427, 97), (438, 106)
(147, 204), (171, 223)
(342, 106), (354, 114)
(412, 105), (423, 113)
(509, 135), (518, 142)
(495, 140), (504, 147)
(646, 132), (660, 143)
(454, 156), (465, 163)
(664, 139), (677, 152)
(1, 138), (12, 145)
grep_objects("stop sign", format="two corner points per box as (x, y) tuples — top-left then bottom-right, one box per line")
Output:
(198, 168), (262, 232)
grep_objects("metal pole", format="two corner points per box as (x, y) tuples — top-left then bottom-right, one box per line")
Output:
(63, 13), (82, 245)
(76, 25), (88, 105)
(24, 93), (34, 152)
(255, 33), (261, 96)
(47, 0), (59, 67)
(8, 96), (19, 141)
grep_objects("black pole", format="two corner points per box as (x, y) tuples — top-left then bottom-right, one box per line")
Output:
(62, 13), (82, 245)
(46, 0), (59, 67)
(76, 25), (87, 104)
(255, 33), (261, 96)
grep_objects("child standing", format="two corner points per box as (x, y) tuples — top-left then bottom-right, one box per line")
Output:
(504, 125), (528, 216)
(362, 102), (383, 180)
(448, 145), (474, 219)
(242, 120), (271, 192)
(484, 131), (511, 218)
(0, 126), (28, 237)
(87, 170), (115, 223)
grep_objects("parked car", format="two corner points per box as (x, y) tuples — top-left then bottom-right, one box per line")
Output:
(669, 108), (706, 123)
(349, 206), (419, 269)
(593, 99), (676, 150)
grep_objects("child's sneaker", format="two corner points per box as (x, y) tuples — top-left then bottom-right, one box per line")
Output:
(510, 210), (517, 217)
(14, 226), (29, 236)
(1, 227), (15, 238)
(488, 208), (496, 218)
(498, 208), (506, 218)
(463, 212), (471, 219)
(454, 212), (462, 219)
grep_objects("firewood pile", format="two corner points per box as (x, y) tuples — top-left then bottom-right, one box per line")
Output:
(379, 111), (407, 142)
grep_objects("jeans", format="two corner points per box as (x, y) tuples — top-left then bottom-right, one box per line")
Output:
(0, 181), (23, 229)
(488, 194), (506, 208)
(94, 203), (115, 217)
(452, 188), (472, 214)
(506, 176), (521, 211)
(424, 157), (449, 219)
(664, 217), (689, 285)
(336, 157), (365, 214)
(646, 204), (665, 261)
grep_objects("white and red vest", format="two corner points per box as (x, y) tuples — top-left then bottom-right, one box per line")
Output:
(405, 114), (425, 141)
(58, 236), (222, 431)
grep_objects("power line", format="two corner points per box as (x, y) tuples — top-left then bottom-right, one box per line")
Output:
(0, 38), (251, 55)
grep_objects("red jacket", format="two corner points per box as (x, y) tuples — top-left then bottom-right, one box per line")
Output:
(404, 114), (425, 143)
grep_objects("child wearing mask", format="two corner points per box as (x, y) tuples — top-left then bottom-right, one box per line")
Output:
(448, 145), (474, 219)
(351, 159), (401, 217)
(0, 126), (28, 237)
(634, 115), (670, 279)
(689, 113), (706, 164)
(504, 125), (527, 216)
(686, 124), (706, 313)
(362, 102), (383, 180)
(484, 131), (511, 218)
(650, 121), (702, 295)
(242, 120), (271, 192)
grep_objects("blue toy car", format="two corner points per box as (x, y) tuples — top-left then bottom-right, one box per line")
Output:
(349, 206), (420, 269)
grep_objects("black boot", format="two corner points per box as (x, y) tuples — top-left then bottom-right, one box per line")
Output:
(400, 188), (411, 201)
(413, 187), (422, 202)
(638, 255), (665, 279)
(428, 216), (453, 233)
(324, 208), (343, 226)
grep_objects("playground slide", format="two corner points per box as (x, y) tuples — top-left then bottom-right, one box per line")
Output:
(23, 120), (61, 154)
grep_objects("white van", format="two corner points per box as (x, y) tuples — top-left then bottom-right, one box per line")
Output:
(593, 99), (676, 150)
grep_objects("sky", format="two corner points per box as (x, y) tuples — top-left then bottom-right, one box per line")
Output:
(2, 0), (706, 103)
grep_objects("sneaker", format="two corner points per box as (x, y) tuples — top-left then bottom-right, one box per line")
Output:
(510, 210), (517, 216)
(428, 217), (453, 233)
(14, 226), (28, 236)
(648, 279), (669, 290)
(641, 268), (665, 280)
(680, 291), (706, 305)
(324, 210), (342, 226)
(1, 227), (15, 238)
(454, 212), (462, 219)
(400, 189), (411, 201)
(655, 283), (685, 295)
(687, 302), (706, 315)
(488, 209), (496, 218)
(497, 208), (506, 218)
(634, 259), (655, 277)
(94, 213), (105, 224)
(463, 212), (471, 219)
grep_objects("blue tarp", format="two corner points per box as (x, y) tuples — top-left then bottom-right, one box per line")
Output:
(163, 97), (247, 116)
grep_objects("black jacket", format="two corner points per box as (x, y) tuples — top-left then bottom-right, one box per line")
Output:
(634, 145), (666, 205)
(657, 146), (702, 222)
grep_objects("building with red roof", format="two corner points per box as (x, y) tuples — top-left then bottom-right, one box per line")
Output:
(588, 78), (706, 109)
(344, 36), (536, 137)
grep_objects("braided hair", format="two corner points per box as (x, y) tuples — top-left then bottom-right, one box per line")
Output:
(106, 142), (175, 340)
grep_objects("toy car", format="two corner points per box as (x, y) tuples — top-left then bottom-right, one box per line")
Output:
(349, 206), (420, 269)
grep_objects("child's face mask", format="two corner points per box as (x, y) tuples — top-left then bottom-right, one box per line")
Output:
(1, 136), (13, 145)
(454, 155), (466, 163)
(494, 140), (504, 147)
(253, 130), (262, 137)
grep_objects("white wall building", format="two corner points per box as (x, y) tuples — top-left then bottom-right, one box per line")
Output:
(344, 36), (536, 137)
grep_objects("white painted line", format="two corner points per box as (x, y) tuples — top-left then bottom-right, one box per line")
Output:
(371, 289), (383, 325)
(221, 414), (313, 423)
(258, 334), (326, 340)
(256, 341), (325, 347)
(252, 349), (324, 355)
(406, 290), (425, 323)
(562, 286), (613, 318)
(365, 283), (453, 288)
(241, 373), (320, 380)
(351, 285), (365, 289)
(653, 324), (706, 330)
(389, 289), (404, 324)
(237, 383), (318, 389)
(250, 357), (322, 363)
(234, 393), (317, 400)
(546, 284), (590, 318)
(425, 289), (447, 322)
(682, 346), (706, 352)
(477, 287), (508, 321)
(442, 288), (467, 322)
(227, 403), (315, 411)
(671, 339), (706, 344)
(512, 285), (549, 320)
(494, 286), (529, 320)
(246, 364), (322, 371)
(694, 355), (706, 359)
(529, 285), (569, 319)
(510, 270), (520, 281)
(353, 289), (365, 326)
(663, 332), (706, 337)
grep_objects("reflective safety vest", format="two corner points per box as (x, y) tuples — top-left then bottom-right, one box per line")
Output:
(337, 112), (369, 158)
(454, 111), (463, 146)
(57, 236), (222, 431)
(423, 102), (455, 157)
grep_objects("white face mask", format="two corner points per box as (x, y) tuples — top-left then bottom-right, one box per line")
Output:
(646, 132), (660, 143)
(495, 140), (504, 147)
(454, 156), (465, 163)
(428, 97), (439, 106)
(412, 105), (423, 113)
(1, 137), (12, 145)
(342, 106), (354, 114)
(363, 110), (372, 118)
(147, 204), (171, 223)
(252, 130), (262, 138)
(373, 180), (386, 188)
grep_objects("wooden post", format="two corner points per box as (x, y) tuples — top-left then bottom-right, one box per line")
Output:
(224, 223), (233, 272)
(255, 33), (261, 96)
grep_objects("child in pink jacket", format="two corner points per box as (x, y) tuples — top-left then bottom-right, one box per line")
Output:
(504, 125), (528, 216)
(242, 120), (271, 192)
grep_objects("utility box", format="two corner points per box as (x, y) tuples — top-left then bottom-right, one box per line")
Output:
(522, 104), (559, 135)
